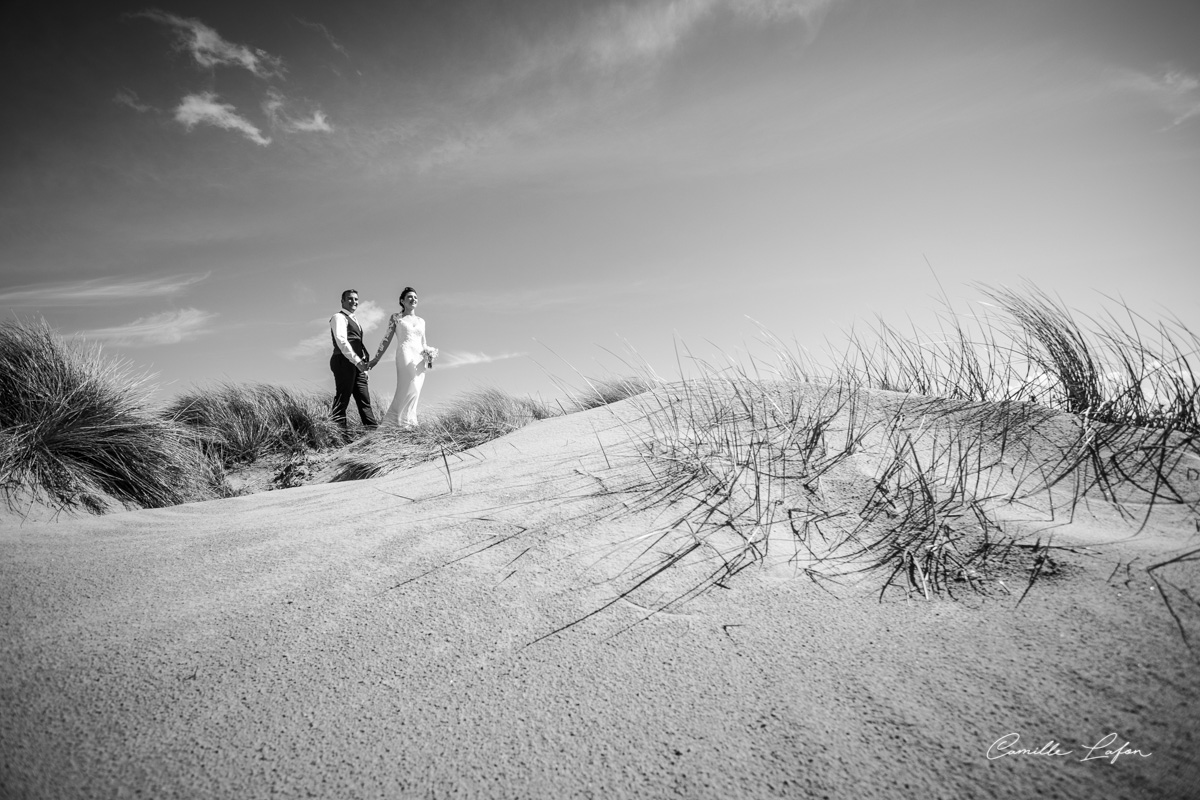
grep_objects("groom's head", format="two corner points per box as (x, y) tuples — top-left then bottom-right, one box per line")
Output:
(340, 289), (359, 314)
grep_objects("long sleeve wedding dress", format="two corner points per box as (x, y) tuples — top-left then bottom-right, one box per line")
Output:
(375, 313), (430, 428)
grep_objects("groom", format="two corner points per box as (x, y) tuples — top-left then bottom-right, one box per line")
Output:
(329, 288), (378, 432)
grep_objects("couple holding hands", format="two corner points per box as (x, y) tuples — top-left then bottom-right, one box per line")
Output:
(329, 286), (437, 431)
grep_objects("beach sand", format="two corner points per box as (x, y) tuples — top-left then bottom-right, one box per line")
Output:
(2, 393), (1198, 799)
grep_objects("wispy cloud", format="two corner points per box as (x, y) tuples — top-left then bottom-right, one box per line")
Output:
(367, 350), (526, 370)
(414, 127), (503, 173)
(263, 89), (333, 133)
(176, 92), (271, 145)
(355, 299), (387, 333)
(136, 9), (284, 78)
(295, 17), (349, 59)
(730, 0), (835, 23)
(131, 11), (335, 145)
(113, 88), (152, 113)
(283, 332), (332, 361)
(0, 273), (209, 307)
(582, 0), (715, 71)
(1111, 66), (1200, 129)
(502, 0), (834, 80)
(287, 111), (333, 133)
(79, 308), (218, 347)
(384, 0), (838, 174)
(434, 282), (639, 311)
(283, 300), (386, 360)
(437, 351), (526, 370)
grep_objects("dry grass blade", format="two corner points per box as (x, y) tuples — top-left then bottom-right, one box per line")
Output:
(1146, 547), (1200, 653)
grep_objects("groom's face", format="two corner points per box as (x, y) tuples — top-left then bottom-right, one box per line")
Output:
(341, 292), (359, 313)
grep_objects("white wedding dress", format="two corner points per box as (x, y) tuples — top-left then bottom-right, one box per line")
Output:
(376, 313), (430, 428)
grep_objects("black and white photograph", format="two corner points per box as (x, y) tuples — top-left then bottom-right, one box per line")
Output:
(2, 1), (1198, 797)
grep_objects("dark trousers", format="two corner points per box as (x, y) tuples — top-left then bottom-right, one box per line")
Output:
(330, 354), (377, 430)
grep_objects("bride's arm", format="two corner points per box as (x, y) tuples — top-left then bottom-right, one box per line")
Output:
(371, 315), (397, 366)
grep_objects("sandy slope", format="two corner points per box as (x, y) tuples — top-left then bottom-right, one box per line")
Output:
(2, 396), (1198, 799)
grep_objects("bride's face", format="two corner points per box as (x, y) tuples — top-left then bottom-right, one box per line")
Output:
(402, 292), (418, 312)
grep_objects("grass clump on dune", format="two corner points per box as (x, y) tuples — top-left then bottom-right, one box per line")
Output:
(334, 388), (556, 481)
(166, 382), (346, 468)
(600, 286), (1200, 607)
(0, 319), (220, 514)
(836, 283), (1199, 432)
(570, 376), (654, 411)
(333, 379), (654, 481)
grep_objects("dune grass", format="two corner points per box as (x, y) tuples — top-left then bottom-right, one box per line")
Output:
(569, 376), (655, 412)
(331, 377), (653, 481)
(832, 283), (1200, 432)
(6, 281), (1194, 562)
(332, 388), (556, 481)
(0, 314), (641, 512)
(598, 286), (1200, 606)
(0, 319), (221, 514)
(166, 382), (348, 468)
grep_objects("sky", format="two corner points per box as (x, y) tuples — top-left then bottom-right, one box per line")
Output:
(2, 0), (1199, 410)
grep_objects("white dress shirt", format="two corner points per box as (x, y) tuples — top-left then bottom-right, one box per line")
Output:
(329, 311), (363, 366)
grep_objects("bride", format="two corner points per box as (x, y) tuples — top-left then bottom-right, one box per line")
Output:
(370, 286), (436, 428)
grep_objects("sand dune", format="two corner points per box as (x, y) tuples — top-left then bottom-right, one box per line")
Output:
(2, 393), (1198, 799)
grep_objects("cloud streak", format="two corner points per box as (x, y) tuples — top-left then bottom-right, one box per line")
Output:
(283, 300), (386, 360)
(113, 88), (152, 113)
(137, 9), (284, 78)
(437, 351), (526, 370)
(433, 281), (650, 312)
(281, 309), (524, 371)
(508, 0), (835, 80)
(282, 332), (331, 361)
(131, 12), (333, 145)
(354, 300), (387, 333)
(583, 0), (714, 71)
(0, 273), (209, 307)
(364, 350), (526, 370)
(287, 111), (333, 133)
(296, 17), (349, 59)
(1112, 66), (1200, 129)
(79, 308), (218, 347)
(263, 90), (333, 134)
(176, 92), (271, 145)
(386, 0), (838, 173)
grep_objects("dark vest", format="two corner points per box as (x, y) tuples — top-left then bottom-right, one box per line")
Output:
(331, 312), (369, 362)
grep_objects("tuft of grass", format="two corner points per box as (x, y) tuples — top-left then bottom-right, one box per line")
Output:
(333, 388), (555, 481)
(570, 376), (654, 411)
(0, 319), (221, 514)
(594, 286), (1200, 612)
(834, 282), (1199, 433)
(166, 382), (346, 468)
(985, 285), (1105, 415)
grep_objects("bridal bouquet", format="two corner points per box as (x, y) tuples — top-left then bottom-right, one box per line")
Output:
(422, 346), (439, 369)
